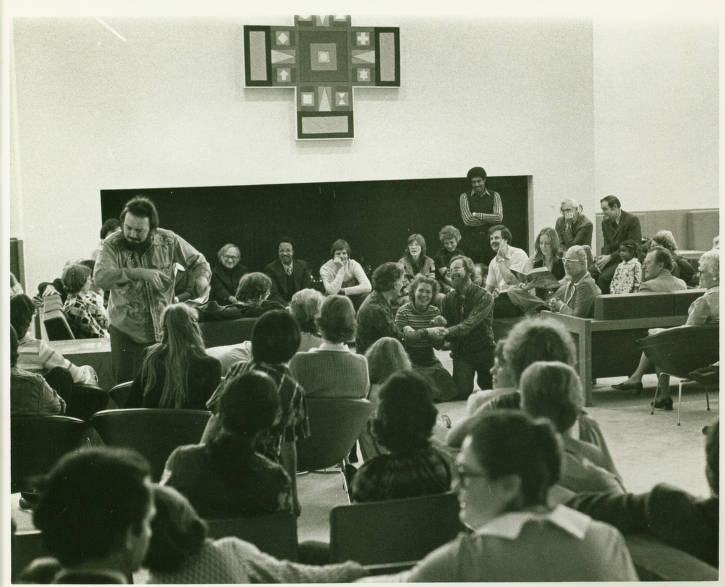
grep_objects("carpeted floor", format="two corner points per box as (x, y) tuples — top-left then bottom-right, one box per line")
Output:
(297, 372), (718, 543)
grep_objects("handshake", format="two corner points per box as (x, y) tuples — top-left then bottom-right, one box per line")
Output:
(427, 326), (448, 341)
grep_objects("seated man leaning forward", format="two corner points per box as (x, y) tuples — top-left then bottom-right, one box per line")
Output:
(555, 198), (593, 251)
(95, 195), (211, 383)
(547, 245), (600, 318)
(319, 238), (371, 310)
(484, 224), (529, 317)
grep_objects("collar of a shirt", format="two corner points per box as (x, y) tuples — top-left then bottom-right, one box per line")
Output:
(315, 341), (350, 352)
(474, 505), (591, 540)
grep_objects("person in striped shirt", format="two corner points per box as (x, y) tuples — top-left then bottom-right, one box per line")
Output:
(459, 166), (503, 264)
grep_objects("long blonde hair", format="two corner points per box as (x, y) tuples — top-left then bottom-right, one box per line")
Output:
(140, 303), (207, 408)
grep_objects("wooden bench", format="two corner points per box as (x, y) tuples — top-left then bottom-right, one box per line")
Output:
(542, 289), (705, 405)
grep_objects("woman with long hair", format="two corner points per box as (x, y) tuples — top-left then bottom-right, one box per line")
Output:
(399, 233), (437, 286)
(162, 370), (292, 517)
(128, 303), (221, 408)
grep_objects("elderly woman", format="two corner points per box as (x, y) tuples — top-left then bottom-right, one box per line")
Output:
(319, 238), (371, 310)
(61, 263), (109, 339)
(433, 225), (465, 293)
(384, 410), (637, 582)
(394, 274), (457, 401)
(289, 295), (369, 398)
(145, 485), (367, 583)
(650, 230), (696, 286)
(129, 303), (221, 409)
(351, 370), (452, 502)
(210, 243), (248, 305)
(289, 288), (324, 352)
(613, 249), (719, 407)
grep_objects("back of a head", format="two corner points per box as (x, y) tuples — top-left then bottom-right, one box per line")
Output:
(372, 262), (404, 293)
(503, 317), (575, 385)
(520, 361), (583, 433)
(61, 263), (91, 295)
(144, 485), (207, 574)
(33, 447), (152, 568)
(10, 294), (35, 339)
(372, 370), (437, 453)
(236, 272), (272, 303)
(161, 303), (203, 350)
(251, 309), (301, 363)
(317, 294), (356, 343)
(100, 218), (121, 240)
(468, 410), (561, 507)
(289, 288), (324, 334)
(706, 419), (719, 495)
(365, 336), (411, 384)
(219, 370), (280, 437)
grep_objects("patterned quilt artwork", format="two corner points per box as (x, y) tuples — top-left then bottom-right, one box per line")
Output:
(244, 15), (400, 139)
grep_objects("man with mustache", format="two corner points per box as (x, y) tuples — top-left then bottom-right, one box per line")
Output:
(95, 195), (211, 382)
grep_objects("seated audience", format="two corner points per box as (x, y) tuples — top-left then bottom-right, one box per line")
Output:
(144, 485), (368, 583)
(224, 272), (286, 318)
(61, 263), (109, 338)
(162, 371), (292, 517)
(398, 233), (436, 293)
(440, 255), (495, 399)
(555, 198), (593, 250)
(594, 195), (642, 294)
(378, 411), (636, 582)
(359, 337), (412, 460)
(484, 224), (528, 317)
(204, 310), (309, 515)
(31, 447), (154, 584)
(356, 261), (405, 355)
(547, 245), (600, 317)
(351, 371), (452, 502)
(319, 238), (371, 310)
(567, 419), (719, 567)
(289, 288), (325, 351)
(10, 326), (66, 416)
(609, 239), (642, 294)
(520, 361), (625, 495)
(210, 243), (247, 305)
(128, 303), (221, 409)
(433, 224), (465, 293)
(10, 293), (98, 385)
(264, 237), (314, 304)
(650, 229), (696, 286)
(613, 249), (719, 405)
(289, 295), (368, 398)
(394, 275), (457, 401)
(638, 245), (686, 292)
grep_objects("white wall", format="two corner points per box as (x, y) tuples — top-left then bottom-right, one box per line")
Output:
(10, 16), (594, 291)
(593, 20), (718, 210)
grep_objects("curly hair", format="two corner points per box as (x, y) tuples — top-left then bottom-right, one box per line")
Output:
(372, 370), (438, 453)
(235, 272), (272, 303)
(372, 262), (404, 293)
(438, 225), (461, 244)
(61, 263), (91, 295)
(409, 274), (439, 302)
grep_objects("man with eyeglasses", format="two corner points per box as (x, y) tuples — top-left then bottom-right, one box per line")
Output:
(264, 237), (314, 304)
(547, 245), (600, 318)
(555, 198), (593, 251)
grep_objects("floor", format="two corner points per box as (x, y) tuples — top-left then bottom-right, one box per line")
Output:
(297, 372), (718, 543)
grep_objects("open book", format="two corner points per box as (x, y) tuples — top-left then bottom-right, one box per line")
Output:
(510, 267), (560, 290)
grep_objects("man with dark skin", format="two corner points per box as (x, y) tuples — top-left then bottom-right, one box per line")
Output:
(264, 238), (314, 304)
(458, 166), (503, 264)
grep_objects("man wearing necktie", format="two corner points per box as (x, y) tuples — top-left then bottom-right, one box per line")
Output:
(555, 198), (593, 251)
(547, 245), (600, 318)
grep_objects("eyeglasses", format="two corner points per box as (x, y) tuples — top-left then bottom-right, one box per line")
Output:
(222, 255), (240, 260)
(455, 466), (489, 486)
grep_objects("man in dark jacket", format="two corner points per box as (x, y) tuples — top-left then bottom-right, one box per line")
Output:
(594, 195), (642, 293)
(264, 237), (314, 304)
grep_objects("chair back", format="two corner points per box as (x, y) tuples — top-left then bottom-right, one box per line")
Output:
(639, 325), (719, 379)
(11, 530), (50, 582)
(11, 415), (88, 493)
(200, 317), (257, 347)
(108, 381), (133, 408)
(296, 398), (372, 472)
(68, 383), (110, 420)
(329, 491), (463, 564)
(625, 534), (718, 581)
(89, 409), (211, 481)
(205, 512), (298, 561)
(42, 294), (75, 340)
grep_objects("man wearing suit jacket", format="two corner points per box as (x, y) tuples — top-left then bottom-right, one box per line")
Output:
(638, 246), (687, 292)
(264, 237), (314, 304)
(594, 195), (642, 293)
(547, 245), (601, 318)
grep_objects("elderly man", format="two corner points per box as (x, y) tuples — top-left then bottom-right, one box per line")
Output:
(264, 237), (314, 304)
(547, 245), (600, 318)
(638, 247), (687, 292)
(484, 224), (529, 317)
(555, 198), (593, 250)
(439, 255), (495, 399)
(95, 196), (211, 382)
(459, 166), (503, 263)
(595, 195), (642, 294)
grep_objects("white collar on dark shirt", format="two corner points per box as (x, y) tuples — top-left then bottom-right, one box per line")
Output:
(474, 505), (591, 540)
(313, 341), (350, 352)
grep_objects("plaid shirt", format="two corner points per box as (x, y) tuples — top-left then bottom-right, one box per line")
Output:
(63, 292), (109, 338)
(206, 360), (310, 462)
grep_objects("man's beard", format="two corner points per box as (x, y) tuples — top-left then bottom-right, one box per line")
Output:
(124, 237), (151, 254)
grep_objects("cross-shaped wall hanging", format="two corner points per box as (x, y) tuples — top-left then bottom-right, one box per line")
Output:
(243, 15), (400, 139)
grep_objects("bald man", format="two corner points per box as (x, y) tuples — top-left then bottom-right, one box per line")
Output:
(547, 245), (600, 318)
(555, 199), (593, 251)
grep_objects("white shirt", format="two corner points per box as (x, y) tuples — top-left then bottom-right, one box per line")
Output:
(485, 245), (528, 292)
